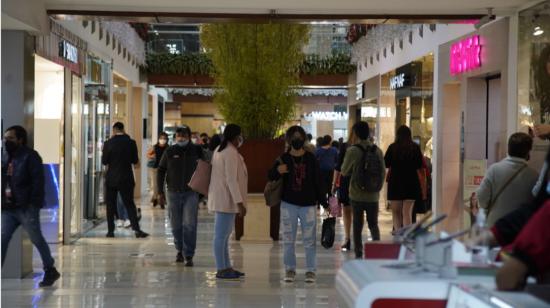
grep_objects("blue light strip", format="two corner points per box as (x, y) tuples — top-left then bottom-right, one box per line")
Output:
(48, 164), (60, 223)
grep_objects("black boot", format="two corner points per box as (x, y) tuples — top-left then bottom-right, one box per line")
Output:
(185, 256), (194, 267)
(176, 252), (184, 263)
(135, 230), (149, 238)
(39, 267), (60, 287)
(106, 232), (115, 238)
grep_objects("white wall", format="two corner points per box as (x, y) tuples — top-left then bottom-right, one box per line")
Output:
(58, 20), (142, 85)
(1, 0), (48, 34)
(356, 24), (475, 83)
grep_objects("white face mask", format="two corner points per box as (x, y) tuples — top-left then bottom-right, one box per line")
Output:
(191, 138), (198, 144)
(237, 136), (244, 148)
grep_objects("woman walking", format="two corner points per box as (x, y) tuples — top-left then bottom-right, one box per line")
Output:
(147, 132), (169, 208)
(208, 124), (248, 280)
(384, 125), (424, 230)
(332, 132), (354, 251)
(268, 126), (323, 283)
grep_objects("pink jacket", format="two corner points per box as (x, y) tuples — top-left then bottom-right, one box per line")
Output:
(207, 143), (248, 213)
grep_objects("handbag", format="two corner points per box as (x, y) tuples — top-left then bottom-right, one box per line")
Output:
(321, 216), (336, 249)
(188, 159), (212, 196)
(264, 157), (283, 207)
(328, 195), (342, 217)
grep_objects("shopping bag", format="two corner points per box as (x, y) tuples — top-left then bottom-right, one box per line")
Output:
(328, 196), (342, 217)
(321, 216), (336, 249)
(264, 178), (283, 207)
(188, 160), (212, 196)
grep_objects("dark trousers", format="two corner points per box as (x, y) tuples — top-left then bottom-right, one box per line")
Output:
(351, 201), (380, 258)
(320, 169), (334, 206)
(1, 207), (55, 270)
(106, 185), (141, 233)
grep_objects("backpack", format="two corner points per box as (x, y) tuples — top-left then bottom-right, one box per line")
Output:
(353, 144), (384, 192)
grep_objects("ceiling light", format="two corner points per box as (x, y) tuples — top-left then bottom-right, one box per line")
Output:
(533, 26), (544, 36)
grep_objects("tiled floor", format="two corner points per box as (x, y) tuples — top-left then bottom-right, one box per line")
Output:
(1, 198), (393, 308)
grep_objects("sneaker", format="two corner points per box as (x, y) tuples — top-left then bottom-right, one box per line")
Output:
(116, 220), (124, 228)
(230, 268), (245, 277)
(283, 270), (296, 283)
(135, 230), (149, 238)
(106, 232), (115, 238)
(305, 272), (316, 283)
(176, 252), (184, 263)
(39, 267), (60, 287)
(185, 256), (194, 267)
(216, 270), (241, 280)
(124, 220), (132, 228)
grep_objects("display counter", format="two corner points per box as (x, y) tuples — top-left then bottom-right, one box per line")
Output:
(335, 259), (548, 308)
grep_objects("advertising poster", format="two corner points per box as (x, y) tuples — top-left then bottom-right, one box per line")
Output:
(463, 159), (487, 228)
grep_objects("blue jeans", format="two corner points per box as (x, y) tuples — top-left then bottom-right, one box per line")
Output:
(168, 191), (199, 257)
(1, 207), (55, 270)
(280, 201), (317, 272)
(117, 193), (128, 220)
(213, 212), (236, 270)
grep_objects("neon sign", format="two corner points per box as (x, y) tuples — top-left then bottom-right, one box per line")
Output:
(304, 112), (348, 121)
(450, 35), (481, 75)
(389, 73), (405, 90)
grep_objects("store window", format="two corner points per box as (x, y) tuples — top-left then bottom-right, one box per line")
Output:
(518, 3), (550, 167)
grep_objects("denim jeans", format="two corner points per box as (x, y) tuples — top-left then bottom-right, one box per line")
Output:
(1, 206), (55, 270)
(213, 212), (236, 270)
(168, 191), (199, 257)
(351, 201), (380, 258)
(280, 201), (317, 272)
(116, 193), (128, 220)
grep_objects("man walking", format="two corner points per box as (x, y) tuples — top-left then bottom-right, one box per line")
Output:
(158, 126), (204, 266)
(1, 126), (60, 287)
(102, 122), (148, 238)
(341, 121), (386, 259)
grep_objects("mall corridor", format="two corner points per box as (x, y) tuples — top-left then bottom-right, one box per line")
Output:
(1, 197), (393, 307)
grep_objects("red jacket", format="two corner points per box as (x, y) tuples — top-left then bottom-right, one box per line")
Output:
(508, 200), (550, 274)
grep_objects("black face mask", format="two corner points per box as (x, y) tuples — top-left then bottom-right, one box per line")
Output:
(291, 139), (305, 150)
(4, 140), (18, 153)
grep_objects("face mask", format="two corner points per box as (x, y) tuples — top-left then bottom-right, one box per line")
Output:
(177, 140), (189, 147)
(237, 136), (244, 148)
(291, 139), (305, 150)
(202, 138), (208, 144)
(4, 140), (18, 153)
(191, 138), (198, 144)
(159, 139), (167, 145)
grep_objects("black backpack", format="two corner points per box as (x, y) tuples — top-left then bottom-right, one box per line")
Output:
(353, 144), (384, 192)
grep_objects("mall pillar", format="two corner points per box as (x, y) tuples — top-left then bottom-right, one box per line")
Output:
(1, 30), (35, 278)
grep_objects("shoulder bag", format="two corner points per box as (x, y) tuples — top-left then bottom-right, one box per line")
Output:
(188, 159), (212, 196)
(264, 157), (283, 207)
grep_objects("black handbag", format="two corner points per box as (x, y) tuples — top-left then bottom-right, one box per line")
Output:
(321, 216), (336, 249)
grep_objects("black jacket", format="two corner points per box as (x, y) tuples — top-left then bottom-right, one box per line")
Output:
(157, 143), (204, 193)
(268, 151), (323, 206)
(1, 146), (45, 208)
(102, 134), (139, 189)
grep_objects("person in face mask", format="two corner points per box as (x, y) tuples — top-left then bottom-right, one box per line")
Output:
(268, 126), (323, 284)
(207, 124), (248, 280)
(147, 132), (169, 208)
(1, 126), (61, 287)
(157, 126), (204, 266)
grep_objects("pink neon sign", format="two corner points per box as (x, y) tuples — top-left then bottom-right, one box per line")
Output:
(450, 35), (481, 75)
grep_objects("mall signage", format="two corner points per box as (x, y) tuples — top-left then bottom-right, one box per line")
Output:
(59, 40), (78, 64)
(304, 112), (349, 121)
(450, 35), (481, 75)
(356, 83), (364, 101)
(389, 73), (405, 90)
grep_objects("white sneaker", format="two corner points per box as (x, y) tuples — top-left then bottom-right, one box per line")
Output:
(116, 220), (124, 228)
(124, 220), (132, 228)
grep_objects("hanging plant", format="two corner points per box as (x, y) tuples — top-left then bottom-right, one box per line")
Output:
(201, 24), (309, 139)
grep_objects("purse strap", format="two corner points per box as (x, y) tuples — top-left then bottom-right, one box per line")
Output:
(487, 164), (527, 214)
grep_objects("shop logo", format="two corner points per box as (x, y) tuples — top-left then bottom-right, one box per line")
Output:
(450, 35), (481, 75)
(304, 112), (348, 121)
(389, 73), (405, 90)
(59, 41), (78, 63)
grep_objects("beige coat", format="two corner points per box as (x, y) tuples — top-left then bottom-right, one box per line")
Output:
(207, 143), (248, 213)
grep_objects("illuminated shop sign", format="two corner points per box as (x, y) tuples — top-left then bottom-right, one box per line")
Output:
(304, 112), (349, 121)
(450, 35), (481, 75)
(59, 40), (78, 63)
(361, 106), (392, 118)
(389, 73), (405, 90)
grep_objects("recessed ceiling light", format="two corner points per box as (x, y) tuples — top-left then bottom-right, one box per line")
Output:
(533, 26), (544, 36)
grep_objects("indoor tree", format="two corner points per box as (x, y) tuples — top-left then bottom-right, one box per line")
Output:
(201, 24), (309, 139)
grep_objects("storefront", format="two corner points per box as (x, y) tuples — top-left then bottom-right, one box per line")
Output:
(34, 20), (87, 243)
(435, 18), (511, 231)
(517, 2), (550, 169)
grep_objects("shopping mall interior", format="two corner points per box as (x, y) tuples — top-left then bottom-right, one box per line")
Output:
(2, 0), (550, 307)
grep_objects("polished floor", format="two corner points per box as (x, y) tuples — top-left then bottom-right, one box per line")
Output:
(2, 198), (393, 308)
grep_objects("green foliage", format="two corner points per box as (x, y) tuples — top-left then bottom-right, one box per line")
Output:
(300, 53), (356, 75)
(145, 52), (213, 75)
(145, 52), (355, 76)
(201, 24), (310, 139)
